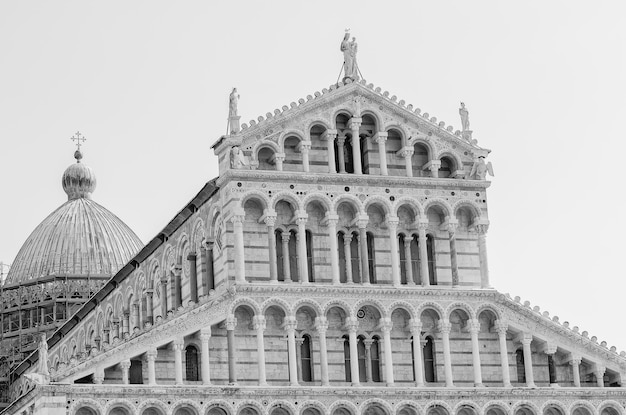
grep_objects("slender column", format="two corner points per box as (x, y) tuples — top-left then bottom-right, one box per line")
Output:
(544, 343), (558, 385)
(174, 264), (182, 308)
(296, 213), (309, 284)
(363, 340), (374, 382)
(403, 148), (414, 177)
(521, 334), (536, 387)
(103, 327), (111, 347)
(112, 319), (120, 340)
(347, 318), (360, 385)
(322, 130), (337, 173)
(120, 360), (131, 385)
(325, 214), (341, 284)
(206, 241), (216, 293)
(275, 153), (284, 171)
(417, 222), (430, 287)
(403, 236), (415, 285)
(387, 217), (401, 287)
(300, 142), (311, 172)
(200, 244), (209, 296)
(285, 317), (299, 386)
(374, 132), (388, 176)
(476, 224), (491, 288)
(570, 355), (582, 387)
(200, 328), (211, 385)
(357, 218), (370, 284)
(343, 233), (353, 284)
(146, 348), (158, 385)
(226, 315), (237, 384)
(595, 365), (606, 388)
(468, 319), (483, 386)
(132, 303), (140, 331)
(253, 316), (267, 385)
(439, 321), (454, 387)
(232, 214), (246, 283)
(380, 318), (395, 385)
(295, 337), (304, 382)
(349, 117), (363, 174)
(265, 215), (278, 283)
(187, 252), (198, 302)
(169, 269), (176, 310)
(410, 320), (425, 387)
(93, 367), (105, 385)
(495, 320), (512, 387)
(429, 160), (440, 178)
(146, 289), (154, 325)
(337, 137), (346, 173)
(173, 338), (184, 385)
(122, 309), (130, 336)
(315, 317), (330, 386)
(160, 276), (168, 317)
(281, 232), (292, 282)
(448, 222), (459, 287)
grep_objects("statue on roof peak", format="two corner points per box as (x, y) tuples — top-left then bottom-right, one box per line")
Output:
(340, 31), (359, 81)
(228, 88), (241, 134)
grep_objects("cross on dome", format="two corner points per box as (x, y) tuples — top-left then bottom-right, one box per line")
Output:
(70, 131), (86, 151)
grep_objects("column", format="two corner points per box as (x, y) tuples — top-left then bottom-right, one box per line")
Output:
(429, 160), (440, 178)
(281, 232), (292, 282)
(439, 321), (454, 387)
(103, 327), (110, 347)
(120, 360), (131, 385)
(325, 214), (341, 284)
(322, 130), (337, 173)
(357, 218), (370, 284)
(570, 355), (581, 387)
(295, 337), (304, 382)
(93, 367), (104, 385)
(160, 276), (168, 317)
(146, 348), (158, 385)
(265, 215), (278, 283)
(285, 317), (299, 386)
(315, 317), (330, 386)
(476, 224), (491, 288)
(112, 319), (120, 340)
(337, 137), (346, 173)
(344, 233), (353, 283)
(495, 320), (512, 387)
(232, 214), (246, 283)
(226, 315), (237, 384)
(387, 217), (401, 287)
(347, 318), (360, 386)
(417, 222), (430, 287)
(200, 328), (211, 385)
(132, 303), (140, 331)
(187, 252), (198, 302)
(349, 117), (363, 175)
(363, 340), (374, 382)
(146, 289), (154, 325)
(595, 365), (606, 388)
(410, 320), (425, 387)
(468, 319), (483, 386)
(174, 265), (182, 308)
(374, 132), (388, 176)
(206, 241), (215, 292)
(380, 318), (395, 385)
(122, 309), (130, 337)
(521, 334), (536, 387)
(545, 343), (558, 385)
(448, 222), (459, 287)
(300, 142), (311, 172)
(403, 148), (414, 177)
(173, 338), (184, 385)
(403, 236), (415, 285)
(169, 270), (176, 310)
(200, 243), (209, 296)
(275, 153), (285, 171)
(296, 213), (309, 284)
(253, 316), (267, 385)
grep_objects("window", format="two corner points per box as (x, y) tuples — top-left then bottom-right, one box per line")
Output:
(424, 336), (436, 382)
(338, 232), (347, 283)
(410, 234), (420, 285)
(427, 234), (437, 285)
(399, 234), (407, 284)
(276, 229), (285, 282)
(289, 230), (299, 282)
(516, 349), (526, 383)
(301, 335), (313, 382)
(366, 232), (376, 283)
(306, 230), (314, 282)
(357, 336), (367, 382)
(130, 359), (143, 384)
(343, 335), (351, 382)
(371, 337), (381, 382)
(185, 345), (199, 381)
(548, 355), (557, 384)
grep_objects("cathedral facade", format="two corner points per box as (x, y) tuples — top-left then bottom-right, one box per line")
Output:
(2, 46), (626, 415)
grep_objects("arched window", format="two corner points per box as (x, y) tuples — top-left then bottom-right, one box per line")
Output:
(301, 334), (313, 382)
(371, 336), (381, 382)
(338, 232), (347, 283)
(411, 143), (430, 177)
(548, 355), (557, 384)
(76, 407), (98, 415)
(185, 345), (199, 381)
(350, 231), (359, 283)
(410, 336), (416, 381)
(426, 234), (437, 285)
(360, 134), (369, 175)
(129, 359), (143, 384)
(357, 336), (367, 382)
(410, 234), (420, 284)
(343, 335), (351, 382)
(289, 229), (299, 282)
(438, 156), (455, 178)
(258, 147), (276, 171)
(366, 232), (376, 283)
(276, 229), (285, 282)
(306, 230), (314, 282)
(110, 407), (131, 415)
(424, 336), (436, 382)
(344, 136), (354, 173)
(398, 234), (407, 284)
(516, 349), (526, 383)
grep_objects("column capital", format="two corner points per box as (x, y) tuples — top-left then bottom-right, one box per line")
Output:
(337, 136), (346, 145)
(445, 219), (459, 234)
(373, 131), (388, 143)
(315, 316), (329, 332)
(438, 321), (452, 334)
(295, 212), (308, 225)
(172, 338), (185, 351)
(348, 117), (362, 129)
(495, 320), (509, 335)
(263, 214), (277, 227)
(146, 348), (158, 361)
(363, 339), (374, 349)
(569, 353), (582, 365)
(409, 319), (423, 335)
(253, 315), (267, 331)
(284, 316), (298, 332)
(398, 147), (414, 158)
(93, 369), (105, 384)
(475, 223), (489, 235)
(231, 214), (245, 225)
(322, 213), (339, 227)
(379, 318), (393, 333)
(519, 333), (533, 346)
(543, 342), (557, 355)
(321, 129), (338, 140)
(346, 317), (359, 333)
(357, 215), (369, 229)
(403, 236), (414, 244)
(386, 216), (399, 229)
(343, 232), (353, 245)
(200, 327), (212, 341)
(298, 141), (312, 152)
(281, 232), (291, 242)
(119, 359), (131, 370)
(226, 315), (237, 331)
(274, 152), (286, 162)
(468, 319), (481, 334)
(417, 220), (429, 231)
(595, 364), (606, 375)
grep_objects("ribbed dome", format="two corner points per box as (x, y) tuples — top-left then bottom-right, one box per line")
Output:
(4, 150), (143, 285)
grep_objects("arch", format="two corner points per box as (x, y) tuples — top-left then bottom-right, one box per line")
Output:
(176, 232), (190, 258)
(71, 399), (102, 415)
(454, 402), (480, 415)
(229, 297), (261, 316)
(598, 402), (623, 415)
(437, 151), (463, 171)
(240, 191), (271, 211)
(75, 407), (100, 415)
(322, 299), (353, 317)
(511, 402), (540, 415)
(332, 194), (364, 214)
(171, 400), (201, 415)
(332, 109), (355, 127)
(393, 198), (425, 221)
(250, 140), (281, 156)
(278, 129), (307, 148)
(293, 298), (324, 317)
(363, 196), (393, 217)
(475, 304), (502, 321)
(261, 297), (293, 315)
(408, 138), (436, 159)
(424, 401), (453, 415)
(396, 402), (422, 415)
(302, 193), (333, 214)
(206, 402), (235, 415)
(423, 199), (453, 218)
(541, 402), (567, 415)
(360, 110), (383, 130)
(452, 200), (483, 222)
(237, 401), (265, 415)
(484, 402), (510, 415)
(161, 244), (175, 271)
(570, 402), (596, 415)
(385, 124), (411, 145)
(416, 302), (445, 320)
(387, 301), (417, 320)
(299, 401), (327, 415)
(268, 401), (298, 415)
(353, 299), (387, 319)
(271, 191), (302, 212)
(361, 399), (393, 415)
(305, 119), (332, 132)
(445, 302), (476, 320)
(104, 400), (135, 415)
(137, 400), (169, 415)
(328, 401), (358, 415)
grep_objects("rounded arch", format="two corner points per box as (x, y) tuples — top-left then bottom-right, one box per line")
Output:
(229, 297), (262, 316)
(236, 401), (265, 415)
(305, 118), (332, 132)
(176, 232), (190, 257)
(483, 402), (510, 415)
(332, 194), (364, 214)
(423, 199), (453, 218)
(408, 138), (436, 159)
(293, 299), (324, 317)
(251, 140), (281, 158)
(271, 191), (303, 212)
(452, 200), (483, 222)
(388, 301), (417, 320)
(569, 402), (597, 415)
(424, 401), (453, 415)
(437, 151), (463, 172)
(353, 298), (388, 319)
(385, 124), (411, 145)
(540, 402), (567, 415)
(71, 399), (102, 415)
(361, 399), (393, 415)
(302, 193), (333, 213)
(598, 402), (624, 415)
(240, 191), (271, 211)
(511, 402), (540, 415)
(171, 400), (202, 415)
(261, 297), (293, 315)
(206, 401), (236, 415)
(328, 401), (358, 415)
(278, 129), (307, 149)
(331, 109), (355, 128)
(360, 109), (383, 130)
(268, 401), (298, 415)
(299, 401), (327, 415)
(396, 402), (423, 415)
(446, 302), (476, 320)
(323, 299), (353, 318)
(416, 302), (445, 320)
(475, 304), (502, 321)
(103, 400), (135, 415)
(454, 402), (480, 415)
(363, 196), (393, 216)
(393, 197), (425, 220)
(190, 217), (206, 251)
(137, 400), (168, 415)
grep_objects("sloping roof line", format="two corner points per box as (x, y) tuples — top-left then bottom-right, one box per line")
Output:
(11, 179), (220, 378)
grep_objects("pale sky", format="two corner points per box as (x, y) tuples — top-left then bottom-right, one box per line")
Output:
(1, 2), (625, 351)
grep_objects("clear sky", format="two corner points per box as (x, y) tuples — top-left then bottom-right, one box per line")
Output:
(1, 2), (625, 351)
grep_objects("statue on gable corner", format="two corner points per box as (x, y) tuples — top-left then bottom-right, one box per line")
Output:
(470, 156), (494, 180)
(341, 31), (359, 81)
(230, 146), (249, 170)
(229, 88), (239, 118)
(459, 102), (470, 132)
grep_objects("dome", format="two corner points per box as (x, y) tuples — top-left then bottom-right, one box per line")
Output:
(4, 151), (143, 285)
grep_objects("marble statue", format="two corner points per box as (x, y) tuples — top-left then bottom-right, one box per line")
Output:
(229, 88), (239, 118)
(459, 102), (470, 132)
(340, 32), (359, 80)
(230, 146), (249, 169)
(38, 333), (48, 375)
(470, 156), (494, 180)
